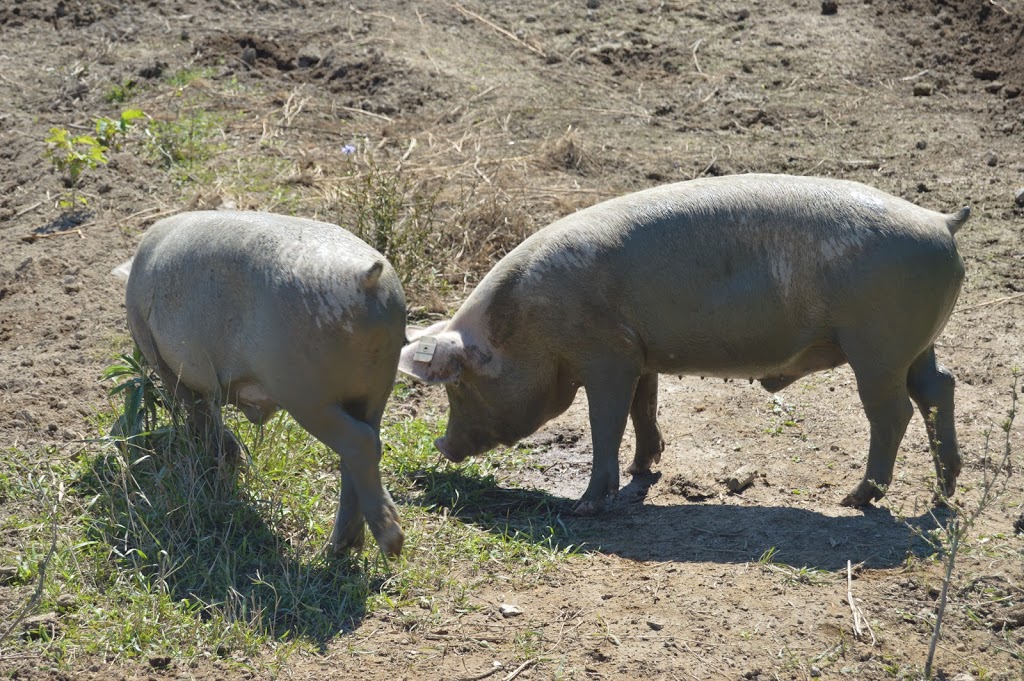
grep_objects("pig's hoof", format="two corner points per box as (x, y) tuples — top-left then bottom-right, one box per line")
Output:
(840, 480), (887, 508)
(572, 498), (604, 516)
(629, 437), (665, 475)
(626, 460), (658, 477)
(374, 524), (405, 558)
(327, 523), (366, 558)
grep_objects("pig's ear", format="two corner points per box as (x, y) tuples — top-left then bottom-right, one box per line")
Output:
(399, 328), (465, 384)
(405, 320), (447, 343)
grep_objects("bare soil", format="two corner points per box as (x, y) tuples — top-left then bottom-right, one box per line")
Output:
(2, 0), (1024, 679)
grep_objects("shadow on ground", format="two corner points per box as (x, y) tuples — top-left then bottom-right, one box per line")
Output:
(78, 442), (375, 651)
(419, 468), (944, 571)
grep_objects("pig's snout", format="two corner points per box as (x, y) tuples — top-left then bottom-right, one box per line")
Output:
(434, 436), (470, 463)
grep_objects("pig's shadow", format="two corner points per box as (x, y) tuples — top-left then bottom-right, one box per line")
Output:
(80, 445), (372, 649)
(419, 469), (947, 570)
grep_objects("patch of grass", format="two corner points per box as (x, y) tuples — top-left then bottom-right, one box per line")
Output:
(319, 150), (453, 307)
(145, 107), (226, 174)
(104, 79), (139, 104)
(166, 66), (219, 89)
(755, 546), (831, 585)
(764, 394), (803, 437)
(1, 359), (578, 669)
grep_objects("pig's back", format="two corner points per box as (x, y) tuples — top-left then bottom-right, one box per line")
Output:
(488, 175), (963, 375)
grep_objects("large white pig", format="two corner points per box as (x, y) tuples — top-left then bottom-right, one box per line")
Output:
(400, 174), (968, 512)
(126, 211), (406, 556)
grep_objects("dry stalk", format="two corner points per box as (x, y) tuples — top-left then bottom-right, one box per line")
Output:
(503, 658), (536, 681)
(846, 560), (877, 645)
(955, 291), (1024, 312)
(21, 228), (86, 243)
(337, 105), (393, 122)
(449, 3), (546, 58)
(14, 201), (43, 218)
(691, 38), (704, 74)
(456, 661), (504, 681)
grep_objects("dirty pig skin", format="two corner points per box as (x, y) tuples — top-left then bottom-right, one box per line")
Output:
(400, 174), (968, 513)
(126, 211), (407, 556)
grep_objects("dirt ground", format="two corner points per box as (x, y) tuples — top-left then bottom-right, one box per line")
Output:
(2, 0), (1024, 679)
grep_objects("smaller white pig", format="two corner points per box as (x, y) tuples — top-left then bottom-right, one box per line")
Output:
(400, 174), (968, 513)
(126, 211), (406, 556)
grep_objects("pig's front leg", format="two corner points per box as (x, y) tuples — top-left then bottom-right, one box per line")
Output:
(575, 356), (641, 514)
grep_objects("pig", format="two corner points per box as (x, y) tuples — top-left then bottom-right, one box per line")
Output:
(125, 211), (406, 556)
(399, 174), (968, 512)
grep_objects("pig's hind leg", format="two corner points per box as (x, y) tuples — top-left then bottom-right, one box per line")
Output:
(292, 402), (403, 557)
(906, 346), (961, 501)
(626, 373), (665, 476)
(130, 321), (241, 477)
(839, 335), (915, 507)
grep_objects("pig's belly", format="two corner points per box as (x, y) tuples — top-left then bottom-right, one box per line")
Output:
(649, 335), (847, 382)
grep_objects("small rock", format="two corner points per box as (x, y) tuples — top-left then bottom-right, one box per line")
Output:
(63, 275), (80, 293)
(0, 566), (19, 585)
(971, 66), (1001, 81)
(1014, 188), (1024, 208)
(951, 674), (976, 681)
(21, 612), (59, 640)
(138, 61), (166, 79)
(916, 140), (927, 150)
(811, 666), (822, 678)
(585, 0), (599, 8)
(985, 81), (1004, 94)
(20, 358), (33, 367)
(499, 603), (522, 618)
(646, 620), (664, 631)
(1005, 85), (1021, 99)
(985, 151), (998, 167)
(913, 82), (934, 97)
(240, 46), (257, 68)
(821, 0), (837, 15)
(296, 47), (322, 68)
(148, 656), (171, 669)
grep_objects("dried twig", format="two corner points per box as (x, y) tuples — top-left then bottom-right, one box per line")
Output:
(503, 659), (537, 681)
(456, 661), (504, 681)
(14, 201), (43, 218)
(691, 39), (704, 74)
(21, 228), (85, 243)
(846, 560), (876, 645)
(449, 3), (545, 58)
(956, 292), (1024, 313)
(337, 105), (393, 122)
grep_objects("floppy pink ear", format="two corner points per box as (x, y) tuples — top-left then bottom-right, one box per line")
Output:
(399, 325), (465, 384)
(405, 321), (447, 343)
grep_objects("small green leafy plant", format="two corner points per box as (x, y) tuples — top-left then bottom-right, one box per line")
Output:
(43, 128), (107, 209)
(95, 109), (146, 152)
(100, 346), (172, 453)
(43, 109), (145, 209)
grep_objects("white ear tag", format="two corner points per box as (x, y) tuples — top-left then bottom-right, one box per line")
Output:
(412, 336), (438, 363)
